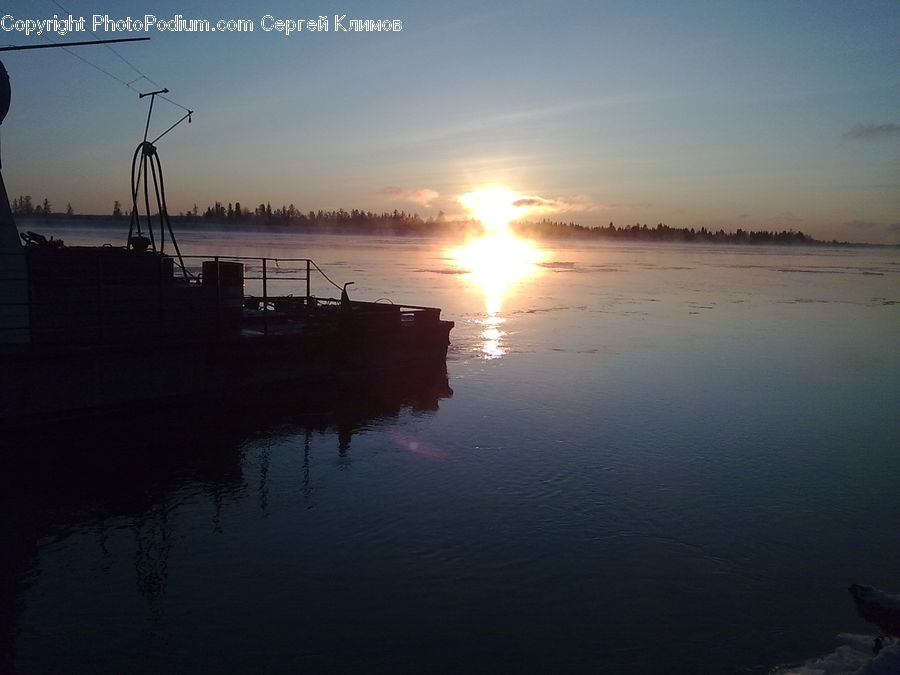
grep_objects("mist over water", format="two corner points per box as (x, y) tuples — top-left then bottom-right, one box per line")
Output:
(2, 225), (898, 673)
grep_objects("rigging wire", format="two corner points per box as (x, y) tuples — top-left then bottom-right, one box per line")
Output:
(39, 34), (136, 88)
(308, 260), (345, 293)
(50, 0), (164, 89)
(51, 0), (160, 84)
(41, 0), (192, 113)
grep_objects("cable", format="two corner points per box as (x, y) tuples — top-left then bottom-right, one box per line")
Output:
(49, 0), (162, 87)
(128, 139), (191, 279)
(156, 93), (192, 114)
(40, 35), (135, 88)
(308, 260), (345, 292)
(42, 0), (193, 113)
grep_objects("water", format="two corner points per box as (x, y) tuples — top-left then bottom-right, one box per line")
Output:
(2, 225), (898, 673)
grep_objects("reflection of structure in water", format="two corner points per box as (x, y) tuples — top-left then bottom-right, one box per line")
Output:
(0, 364), (452, 670)
(132, 504), (172, 615)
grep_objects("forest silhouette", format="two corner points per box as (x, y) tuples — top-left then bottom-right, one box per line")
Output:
(10, 194), (855, 245)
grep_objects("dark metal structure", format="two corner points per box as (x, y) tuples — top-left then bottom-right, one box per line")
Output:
(0, 40), (453, 425)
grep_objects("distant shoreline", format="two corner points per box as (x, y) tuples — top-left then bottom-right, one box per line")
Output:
(13, 213), (896, 248)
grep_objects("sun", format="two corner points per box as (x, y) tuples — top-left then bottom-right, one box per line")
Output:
(449, 187), (548, 335)
(458, 188), (522, 235)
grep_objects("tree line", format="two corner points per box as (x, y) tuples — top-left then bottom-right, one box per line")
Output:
(10, 195), (73, 217)
(9, 193), (841, 245)
(185, 201), (818, 243)
(190, 201), (443, 229)
(517, 220), (815, 244)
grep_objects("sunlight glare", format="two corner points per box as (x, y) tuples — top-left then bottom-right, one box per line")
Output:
(452, 233), (544, 315)
(458, 188), (522, 235)
(450, 187), (548, 358)
(480, 322), (506, 359)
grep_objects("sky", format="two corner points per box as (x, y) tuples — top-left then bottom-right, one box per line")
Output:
(1, 0), (898, 242)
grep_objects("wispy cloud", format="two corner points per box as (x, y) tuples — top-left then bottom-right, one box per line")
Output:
(377, 187), (439, 207)
(888, 223), (900, 233)
(842, 123), (900, 141)
(512, 194), (599, 214)
(766, 211), (803, 224)
(736, 213), (751, 220)
(605, 201), (652, 210)
(394, 93), (660, 147)
(843, 220), (877, 230)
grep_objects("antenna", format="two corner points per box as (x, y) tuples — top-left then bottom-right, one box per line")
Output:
(139, 88), (193, 145)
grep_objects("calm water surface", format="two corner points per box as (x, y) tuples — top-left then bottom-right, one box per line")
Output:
(2, 225), (898, 673)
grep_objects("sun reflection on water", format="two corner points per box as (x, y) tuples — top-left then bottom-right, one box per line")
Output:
(479, 314), (507, 359)
(449, 188), (548, 358)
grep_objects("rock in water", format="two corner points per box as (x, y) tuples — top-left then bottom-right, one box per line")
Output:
(849, 584), (900, 638)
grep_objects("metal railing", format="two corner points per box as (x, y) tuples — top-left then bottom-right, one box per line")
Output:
(0, 250), (441, 343)
(181, 254), (318, 300)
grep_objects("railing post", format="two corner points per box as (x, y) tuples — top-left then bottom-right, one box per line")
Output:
(96, 252), (103, 343)
(158, 253), (164, 338)
(262, 257), (268, 336)
(26, 253), (34, 343)
(306, 259), (310, 300)
(215, 255), (220, 337)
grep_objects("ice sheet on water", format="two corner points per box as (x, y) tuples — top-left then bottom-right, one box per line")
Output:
(415, 268), (467, 275)
(774, 635), (900, 675)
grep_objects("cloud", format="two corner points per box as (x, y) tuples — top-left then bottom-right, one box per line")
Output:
(888, 223), (900, 232)
(377, 187), (439, 207)
(604, 201), (652, 210)
(511, 194), (599, 214)
(391, 93), (664, 147)
(736, 213), (750, 220)
(843, 220), (877, 230)
(512, 197), (552, 208)
(766, 211), (803, 224)
(842, 123), (900, 141)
